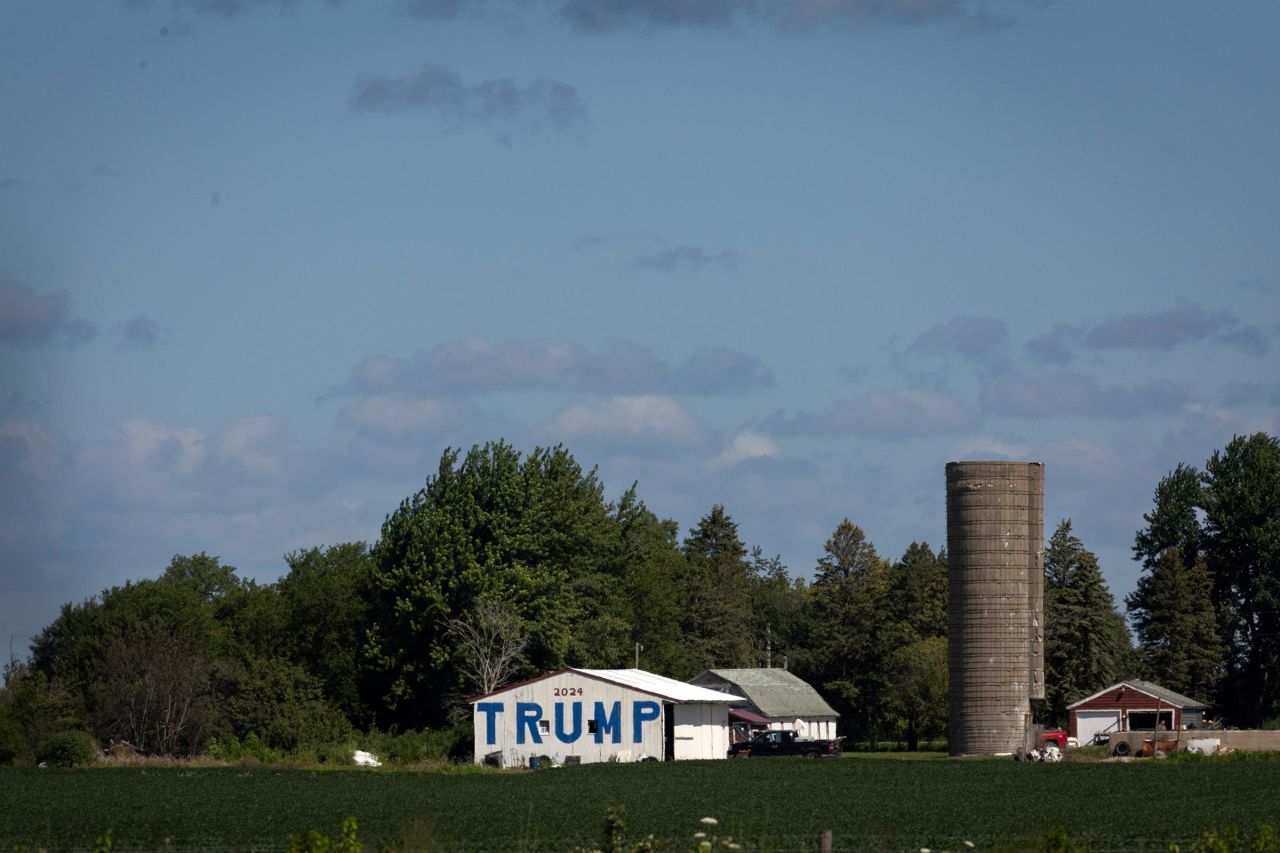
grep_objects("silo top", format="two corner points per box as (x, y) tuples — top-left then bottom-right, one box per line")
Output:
(946, 460), (1043, 469)
(946, 460), (1044, 485)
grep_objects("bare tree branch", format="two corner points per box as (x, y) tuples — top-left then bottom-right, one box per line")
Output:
(93, 632), (211, 756)
(446, 600), (527, 697)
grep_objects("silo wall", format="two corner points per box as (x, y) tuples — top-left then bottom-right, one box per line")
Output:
(946, 461), (1045, 756)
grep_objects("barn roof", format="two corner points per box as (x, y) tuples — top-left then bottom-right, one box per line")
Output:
(576, 668), (746, 703)
(691, 668), (838, 719)
(470, 668), (745, 704)
(1067, 679), (1208, 711)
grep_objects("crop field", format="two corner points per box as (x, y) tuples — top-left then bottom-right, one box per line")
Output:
(3, 756), (1279, 852)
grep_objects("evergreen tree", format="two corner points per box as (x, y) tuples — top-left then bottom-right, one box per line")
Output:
(880, 541), (948, 749)
(1201, 432), (1280, 725)
(611, 486), (690, 676)
(801, 519), (890, 743)
(745, 548), (807, 670)
(1126, 548), (1223, 703)
(1132, 463), (1204, 573)
(884, 541), (948, 642)
(680, 505), (753, 671)
(1043, 520), (1133, 725)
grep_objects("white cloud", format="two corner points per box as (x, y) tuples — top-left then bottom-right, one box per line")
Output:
(118, 418), (206, 474)
(210, 415), (289, 480)
(543, 395), (704, 445)
(708, 431), (780, 470)
(338, 393), (460, 439)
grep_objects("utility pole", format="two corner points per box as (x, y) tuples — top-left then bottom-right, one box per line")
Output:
(635, 642), (644, 669)
(766, 623), (772, 668)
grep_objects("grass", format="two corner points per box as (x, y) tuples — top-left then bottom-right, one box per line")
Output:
(3, 756), (1279, 851)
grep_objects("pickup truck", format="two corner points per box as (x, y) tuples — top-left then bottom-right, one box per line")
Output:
(729, 729), (843, 759)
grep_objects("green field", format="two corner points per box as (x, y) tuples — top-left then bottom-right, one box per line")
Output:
(3, 756), (1279, 851)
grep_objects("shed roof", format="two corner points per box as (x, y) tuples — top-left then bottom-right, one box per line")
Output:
(471, 668), (745, 704)
(692, 668), (838, 719)
(729, 708), (772, 725)
(1067, 679), (1207, 711)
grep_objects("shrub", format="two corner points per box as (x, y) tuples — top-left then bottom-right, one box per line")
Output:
(205, 732), (285, 764)
(37, 730), (98, 767)
(314, 740), (355, 766)
(362, 725), (468, 766)
(0, 713), (27, 764)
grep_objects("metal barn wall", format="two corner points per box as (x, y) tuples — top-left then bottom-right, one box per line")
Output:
(766, 718), (837, 740)
(946, 461), (1045, 756)
(472, 671), (666, 766)
(671, 702), (731, 760)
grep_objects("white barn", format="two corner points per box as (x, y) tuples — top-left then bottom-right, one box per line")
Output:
(471, 668), (744, 767)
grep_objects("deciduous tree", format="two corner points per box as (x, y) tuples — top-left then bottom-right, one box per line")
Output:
(446, 599), (528, 698)
(364, 442), (611, 727)
(92, 631), (212, 755)
(277, 543), (373, 727)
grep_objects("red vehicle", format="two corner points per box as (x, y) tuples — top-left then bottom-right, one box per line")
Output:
(1038, 728), (1069, 749)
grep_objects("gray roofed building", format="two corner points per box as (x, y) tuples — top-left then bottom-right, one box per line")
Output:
(1066, 678), (1210, 745)
(1067, 679), (1208, 711)
(689, 668), (838, 741)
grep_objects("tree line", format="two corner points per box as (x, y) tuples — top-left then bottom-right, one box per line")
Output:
(1, 433), (1276, 763)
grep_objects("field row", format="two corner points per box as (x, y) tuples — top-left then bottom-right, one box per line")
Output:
(3, 756), (1279, 851)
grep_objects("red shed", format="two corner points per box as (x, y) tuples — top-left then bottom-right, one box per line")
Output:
(1067, 679), (1208, 745)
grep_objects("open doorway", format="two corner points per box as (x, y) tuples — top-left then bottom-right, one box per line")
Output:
(663, 702), (675, 761)
(1128, 710), (1175, 731)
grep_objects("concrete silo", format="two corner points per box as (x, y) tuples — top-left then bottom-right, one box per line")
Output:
(946, 461), (1045, 756)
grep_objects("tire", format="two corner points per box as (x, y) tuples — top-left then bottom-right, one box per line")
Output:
(734, 751), (749, 759)
(1113, 740), (1132, 757)
(803, 751), (819, 759)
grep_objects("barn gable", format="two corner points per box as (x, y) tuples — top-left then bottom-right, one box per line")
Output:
(1067, 679), (1206, 712)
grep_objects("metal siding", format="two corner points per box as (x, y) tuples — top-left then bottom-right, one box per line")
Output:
(672, 702), (730, 760)
(472, 671), (665, 766)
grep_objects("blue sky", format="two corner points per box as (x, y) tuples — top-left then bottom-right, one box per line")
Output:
(2, 0), (1278, 644)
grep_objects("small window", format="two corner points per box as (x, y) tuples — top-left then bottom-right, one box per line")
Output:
(588, 719), (599, 734)
(539, 720), (550, 732)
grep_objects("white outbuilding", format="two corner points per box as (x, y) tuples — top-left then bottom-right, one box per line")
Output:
(471, 668), (744, 767)
(689, 668), (839, 742)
